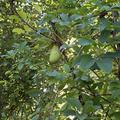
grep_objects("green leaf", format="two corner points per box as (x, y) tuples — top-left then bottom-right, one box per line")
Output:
(0, 81), (5, 84)
(70, 14), (82, 21)
(96, 57), (112, 73)
(110, 81), (120, 89)
(17, 10), (28, 20)
(99, 18), (110, 31)
(111, 89), (120, 98)
(59, 13), (70, 25)
(110, 112), (120, 120)
(99, 30), (110, 43)
(60, 13), (69, 21)
(26, 88), (40, 97)
(9, 15), (20, 22)
(77, 55), (95, 71)
(12, 28), (25, 34)
(63, 64), (70, 73)
(78, 38), (93, 46)
(34, 4), (41, 12)
(100, 5), (110, 11)
(67, 97), (81, 110)
(81, 75), (89, 82)
(31, 115), (39, 120)
(103, 52), (120, 58)
(83, 101), (95, 113)
(46, 70), (58, 77)
(7, 50), (16, 58)
(77, 114), (88, 120)
(18, 63), (24, 70)
(24, 25), (32, 32)
(63, 109), (76, 116)
(47, 70), (65, 80)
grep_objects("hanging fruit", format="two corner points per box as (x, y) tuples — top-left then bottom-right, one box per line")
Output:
(49, 45), (61, 63)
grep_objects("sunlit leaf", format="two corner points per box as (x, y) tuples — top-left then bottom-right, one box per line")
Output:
(12, 28), (25, 34)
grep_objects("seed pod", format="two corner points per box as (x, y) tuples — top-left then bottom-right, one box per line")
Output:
(49, 45), (61, 63)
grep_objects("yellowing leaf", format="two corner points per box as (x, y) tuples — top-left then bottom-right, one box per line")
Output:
(12, 28), (25, 34)
(17, 10), (27, 20)
(34, 4), (41, 12)
(24, 25), (32, 32)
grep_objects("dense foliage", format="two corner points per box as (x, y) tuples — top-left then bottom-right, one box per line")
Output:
(0, 0), (120, 120)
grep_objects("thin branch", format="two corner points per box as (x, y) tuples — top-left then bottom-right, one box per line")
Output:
(91, 69), (101, 79)
(49, 21), (63, 45)
(103, 105), (111, 120)
(10, 1), (55, 42)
